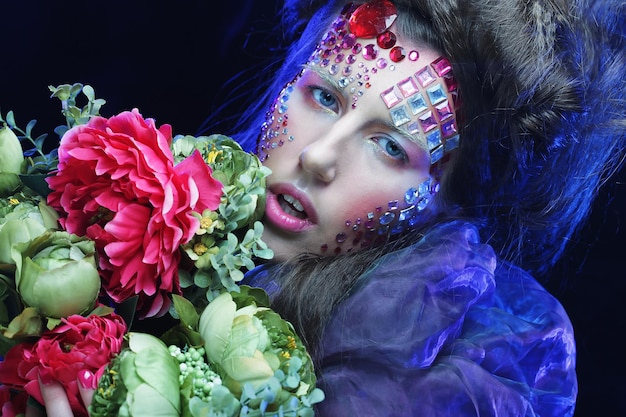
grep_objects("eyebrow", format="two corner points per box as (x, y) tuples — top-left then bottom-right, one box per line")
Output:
(302, 64), (350, 101)
(378, 119), (428, 150)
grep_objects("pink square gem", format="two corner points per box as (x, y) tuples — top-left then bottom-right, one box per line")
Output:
(441, 119), (458, 138)
(419, 111), (437, 132)
(415, 66), (436, 87)
(397, 77), (419, 98)
(435, 100), (453, 121)
(431, 56), (452, 77)
(380, 87), (402, 108)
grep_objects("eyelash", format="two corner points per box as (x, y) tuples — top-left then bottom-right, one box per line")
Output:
(309, 86), (340, 112)
(371, 136), (409, 164)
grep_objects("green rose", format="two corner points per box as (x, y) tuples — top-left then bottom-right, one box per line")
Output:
(90, 332), (181, 417)
(0, 193), (59, 266)
(0, 218), (47, 266)
(198, 289), (324, 415)
(12, 230), (100, 318)
(199, 291), (277, 395)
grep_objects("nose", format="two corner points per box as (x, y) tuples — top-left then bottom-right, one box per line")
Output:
(298, 137), (338, 183)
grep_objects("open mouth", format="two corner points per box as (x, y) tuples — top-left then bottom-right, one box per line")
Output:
(278, 194), (308, 219)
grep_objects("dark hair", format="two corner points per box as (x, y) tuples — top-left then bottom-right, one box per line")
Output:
(207, 0), (626, 354)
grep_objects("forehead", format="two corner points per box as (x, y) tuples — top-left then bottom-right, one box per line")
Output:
(308, 33), (445, 104)
(306, 20), (460, 159)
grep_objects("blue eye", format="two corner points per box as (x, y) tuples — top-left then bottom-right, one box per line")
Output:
(311, 87), (338, 110)
(373, 136), (408, 162)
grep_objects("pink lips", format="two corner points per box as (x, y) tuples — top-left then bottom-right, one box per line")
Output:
(264, 184), (317, 232)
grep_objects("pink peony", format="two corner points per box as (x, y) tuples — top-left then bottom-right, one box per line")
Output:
(47, 110), (223, 317)
(0, 312), (127, 416)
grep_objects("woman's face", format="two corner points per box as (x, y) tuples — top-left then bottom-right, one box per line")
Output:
(259, 25), (458, 261)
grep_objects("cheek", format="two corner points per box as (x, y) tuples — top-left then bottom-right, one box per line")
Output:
(322, 189), (410, 254)
(257, 83), (313, 161)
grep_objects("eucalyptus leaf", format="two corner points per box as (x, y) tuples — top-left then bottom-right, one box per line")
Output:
(82, 84), (95, 101)
(25, 119), (37, 137)
(5, 111), (16, 128)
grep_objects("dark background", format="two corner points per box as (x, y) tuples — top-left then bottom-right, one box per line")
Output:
(3, 1), (625, 415)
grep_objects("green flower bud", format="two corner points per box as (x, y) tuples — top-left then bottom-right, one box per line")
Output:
(0, 126), (25, 196)
(199, 292), (277, 395)
(12, 230), (100, 318)
(0, 126), (24, 175)
(0, 218), (47, 265)
(90, 332), (181, 417)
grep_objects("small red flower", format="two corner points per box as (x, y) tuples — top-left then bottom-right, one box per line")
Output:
(0, 312), (127, 416)
(47, 110), (223, 317)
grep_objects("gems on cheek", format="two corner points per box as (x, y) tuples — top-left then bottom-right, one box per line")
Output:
(258, 78), (300, 161)
(319, 176), (440, 254)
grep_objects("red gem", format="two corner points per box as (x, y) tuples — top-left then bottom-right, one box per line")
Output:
(349, 0), (398, 38)
(389, 46), (406, 62)
(376, 31), (396, 49)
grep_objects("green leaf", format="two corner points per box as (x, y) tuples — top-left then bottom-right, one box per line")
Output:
(129, 383), (180, 417)
(134, 346), (181, 410)
(5, 111), (15, 128)
(25, 119), (37, 137)
(54, 125), (69, 138)
(2, 306), (43, 339)
(69, 83), (83, 98)
(82, 85), (95, 101)
(172, 294), (199, 329)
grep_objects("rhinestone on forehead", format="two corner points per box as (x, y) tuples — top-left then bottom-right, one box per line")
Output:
(348, 0), (398, 38)
(307, 0), (420, 109)
(379, 54), (461, 166)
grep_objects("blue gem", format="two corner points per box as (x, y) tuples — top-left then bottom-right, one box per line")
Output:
(408, 215), (421, 226)
(417, 196), (431, 211)
(430, 145), (444, 164)
(379, 212), (395, 225)
(408, 93), (428, 115)
(426, 130), (442, 151)
(390, 106), (411, 127)
(398, 206), (414, 221)
(418, 178), (431, 195)
(426, 83), (446, 105)
(444, 134), (460, 152)
(405, 187), (419, 205)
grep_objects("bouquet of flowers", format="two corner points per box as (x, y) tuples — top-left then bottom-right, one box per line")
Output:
(0, 84), (324, 416)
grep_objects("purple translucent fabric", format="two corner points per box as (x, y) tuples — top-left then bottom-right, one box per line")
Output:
(244, 221), (577, 416)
